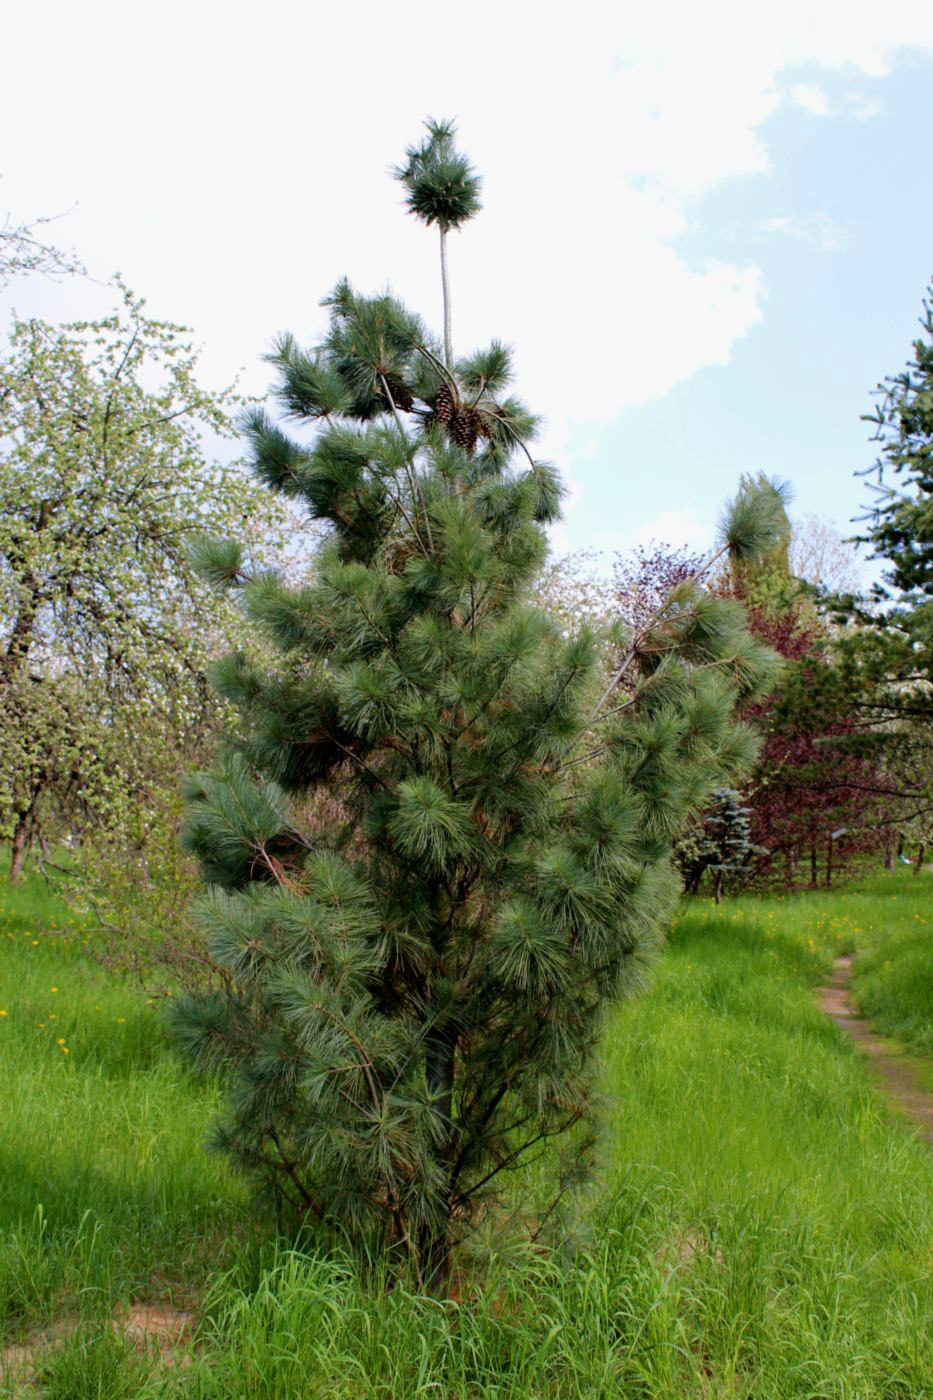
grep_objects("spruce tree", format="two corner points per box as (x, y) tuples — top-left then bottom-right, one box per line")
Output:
(171, 119), (783, 1288)
(677, 788), (763, 900)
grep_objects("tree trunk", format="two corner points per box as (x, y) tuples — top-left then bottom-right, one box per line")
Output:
(825, 836), (833, 888)
(884, 843), (895, 870)
(810, 841), (818, 889)
(439, 225), (453, 369)
(1, 511), (49, 687)
(785, 847), (796, 887)
(423, 992), (455, 1292)
(425, 1032), (455, 1132)
(419, 1216), (452, 1294)
(713, 871), (724, 904)
(10, 799), (37, 883)
(914, 843), (925, 875)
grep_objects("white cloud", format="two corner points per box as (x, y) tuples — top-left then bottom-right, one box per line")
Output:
(2, 0), (933, 499)
(758, 212), (845, 252)
(791, 81), (832, 115)
(845, 91), (885, 120)
(632, 510), (715, 554)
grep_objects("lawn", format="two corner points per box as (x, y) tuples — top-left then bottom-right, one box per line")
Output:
(1, 869), (931, 1397)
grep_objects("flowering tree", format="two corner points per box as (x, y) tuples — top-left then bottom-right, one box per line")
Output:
(0, 286), (276, 881)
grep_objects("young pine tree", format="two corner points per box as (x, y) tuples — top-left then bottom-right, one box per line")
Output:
(171, 120), (783, 1288)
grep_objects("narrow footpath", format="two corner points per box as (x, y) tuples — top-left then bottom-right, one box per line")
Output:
(820, 955), (933, 1145)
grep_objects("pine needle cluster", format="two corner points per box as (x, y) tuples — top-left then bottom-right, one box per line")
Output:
(171, 121), (783, 1289)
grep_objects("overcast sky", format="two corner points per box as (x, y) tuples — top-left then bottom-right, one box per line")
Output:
(3, 0), (933, 563)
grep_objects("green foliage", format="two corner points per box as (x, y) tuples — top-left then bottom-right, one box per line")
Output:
(0, 282), (279, 917)
(393, 118), (482, 232)
(677, 788), (764, 898)
(859, 287), (933, 602)
(171, 123), (783, 1286)
(722, 472), (792, 577)
(813, 284), (933, 840)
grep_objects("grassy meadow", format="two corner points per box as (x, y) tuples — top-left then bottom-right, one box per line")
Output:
(1, 867), (931, 1397)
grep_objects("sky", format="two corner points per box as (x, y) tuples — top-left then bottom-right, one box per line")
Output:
(3, 0), (933, 567)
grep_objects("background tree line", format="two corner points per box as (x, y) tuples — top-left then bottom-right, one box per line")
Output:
(1, 198), (930, 925)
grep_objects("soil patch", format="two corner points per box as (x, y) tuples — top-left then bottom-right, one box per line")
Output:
(1, 1304), (195, 1394)
(820, 955), (933, 1144)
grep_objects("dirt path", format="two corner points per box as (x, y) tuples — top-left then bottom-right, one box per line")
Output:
(820, 956), (933, 1145)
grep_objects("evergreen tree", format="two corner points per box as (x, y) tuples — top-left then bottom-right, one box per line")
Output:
(858, 287), (933, 600)
(677, 788), (762, 901)
(812, 283), (933, 847)
(171, 120), (783, 1288)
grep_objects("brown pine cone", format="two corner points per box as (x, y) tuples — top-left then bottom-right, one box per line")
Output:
(452, 409), (479, 453)
(435, 383), (456, 424)
(381, 375), (414, 412)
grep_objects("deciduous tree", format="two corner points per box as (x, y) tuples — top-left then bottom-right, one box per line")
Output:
(0, 286), (274, 879)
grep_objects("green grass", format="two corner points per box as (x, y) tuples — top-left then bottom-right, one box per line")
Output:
(848, 868), (933, 1053)
(0, 873), (246, 1350)
(1, 870), (932, 1397)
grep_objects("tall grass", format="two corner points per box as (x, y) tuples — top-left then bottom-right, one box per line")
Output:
(2, 871), (931, 1397)
(848, 869), (933, 1053)
(0, 873), (246, 1346)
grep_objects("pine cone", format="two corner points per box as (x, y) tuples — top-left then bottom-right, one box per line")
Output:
(452, 409), (479, 453)
(435, 383), (455, 424)
(381, 375), (414, 412)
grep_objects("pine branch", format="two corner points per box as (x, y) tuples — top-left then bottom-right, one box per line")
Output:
(587, 548), (729, 726)
(379, 372), (434, 553)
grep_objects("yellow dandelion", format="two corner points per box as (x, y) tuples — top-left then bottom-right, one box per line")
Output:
(31, 940), (38, 946)
(50, 987), (58, 993)
(57, 1037), (65, 1045)
(0, 1009), (7, 1017)
(62, 1046), (69, 1054)
(116, 1017), (126, 1024)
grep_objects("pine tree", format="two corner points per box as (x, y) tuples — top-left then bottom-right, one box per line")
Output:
(170, 119), (783, 1289)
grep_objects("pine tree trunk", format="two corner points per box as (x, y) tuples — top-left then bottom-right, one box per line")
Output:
(423, 885), (455, 1291)
(825, 836), (833, 888)
(439, 225), (453, 370)
(809, 841), (818, 888)
(425, 1031), (455, 1130)
(421, 1025), (454, 1292)
(713, 871), (724, 904)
